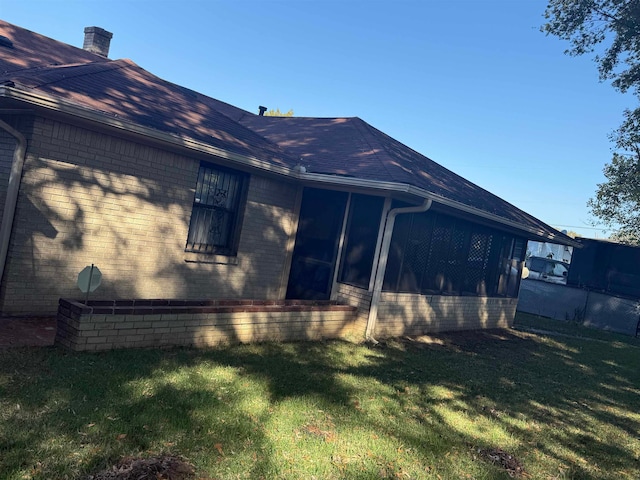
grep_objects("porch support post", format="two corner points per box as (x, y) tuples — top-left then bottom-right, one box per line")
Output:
(365, 198), (433, 341)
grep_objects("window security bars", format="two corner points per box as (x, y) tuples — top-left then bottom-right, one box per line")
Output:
(186, 164), (245, 254)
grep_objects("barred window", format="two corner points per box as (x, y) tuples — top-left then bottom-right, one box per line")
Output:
(186, 163), (247, 255)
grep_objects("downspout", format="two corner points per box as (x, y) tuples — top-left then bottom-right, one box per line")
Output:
(365, 198), (433, 341)
(0, 118), (27, 291)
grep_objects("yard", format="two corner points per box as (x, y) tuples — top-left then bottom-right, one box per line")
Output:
(1, 314), (639, 479)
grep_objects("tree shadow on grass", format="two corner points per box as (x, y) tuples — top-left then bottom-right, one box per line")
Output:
(0, 329), (639, 479)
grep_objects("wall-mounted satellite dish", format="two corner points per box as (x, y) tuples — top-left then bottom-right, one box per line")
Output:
(77, 264), (102, 303)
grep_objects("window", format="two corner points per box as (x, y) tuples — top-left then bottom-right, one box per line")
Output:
(383, 210), (526, 298)
(185, 163), (248, 255)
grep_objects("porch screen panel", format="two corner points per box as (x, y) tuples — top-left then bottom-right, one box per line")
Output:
(383, 214), (411, 291)
(463, 233), (492, 295)
(397, 213), (434, 293)
(338, 194), (385, 289)
(383, 210), (525, 298)
(421, 216), (453, 293)
(442, 224), (468, 294)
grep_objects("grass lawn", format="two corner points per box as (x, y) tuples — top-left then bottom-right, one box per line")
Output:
(1, 314), (639, 479)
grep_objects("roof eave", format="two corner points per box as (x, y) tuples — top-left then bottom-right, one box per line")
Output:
(0, 86), (578, 247)
(0, 86), (296, 178)
(297, 172), (581, 247)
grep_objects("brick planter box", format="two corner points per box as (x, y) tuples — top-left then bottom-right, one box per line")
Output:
(56, 298), (359, 351)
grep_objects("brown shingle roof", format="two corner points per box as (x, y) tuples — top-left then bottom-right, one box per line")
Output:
(0, 20), (571, 242)
(238, 115), (561, 235)
(0, 21), (293, 165)
(0, 20), (108, 74)
(4, 59), (293, 164)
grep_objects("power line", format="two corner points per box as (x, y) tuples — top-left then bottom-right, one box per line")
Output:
(551, 224), (613, 231)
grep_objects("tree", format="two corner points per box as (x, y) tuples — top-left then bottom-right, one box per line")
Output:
(543, 0), (640, 244)
(264, 108), (294, 117)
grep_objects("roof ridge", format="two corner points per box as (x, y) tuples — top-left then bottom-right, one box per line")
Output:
(348, 117), (400, 181)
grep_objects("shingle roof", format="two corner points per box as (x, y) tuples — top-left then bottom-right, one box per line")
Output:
(0, 20), (572, 242)
(0, 20), (108, 74)
(0, 21), (294, 165)
(238, 115), (560, 234)
(3, 59), (293, 164)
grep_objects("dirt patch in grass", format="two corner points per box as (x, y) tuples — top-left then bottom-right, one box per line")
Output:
(84, 455), (204, 480)
(477, 448), (527, 478)
(389, 328), (531, 353)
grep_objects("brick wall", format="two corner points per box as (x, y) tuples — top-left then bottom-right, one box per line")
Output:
(376, 292), (517, 337)
(0, 116), (298, 315)
(56, 298), (358, 351)
(334, 283), (372, 339)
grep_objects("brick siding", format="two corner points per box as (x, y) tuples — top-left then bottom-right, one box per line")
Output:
(334, 283), (372, 339)
(376, 293), (517, 337)
(0, 116), (298, 315)
(56, 298), (359, 351)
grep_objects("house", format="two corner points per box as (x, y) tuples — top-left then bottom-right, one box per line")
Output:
(0, 20), (578, 345)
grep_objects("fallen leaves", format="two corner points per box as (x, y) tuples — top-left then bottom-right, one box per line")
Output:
(83, 455), (198, 480)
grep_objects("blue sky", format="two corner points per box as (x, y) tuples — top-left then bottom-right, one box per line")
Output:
(1, 0), (631, 238)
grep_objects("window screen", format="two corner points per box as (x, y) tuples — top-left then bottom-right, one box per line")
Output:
(383, 210), (525, 298)
(338, 194), (385, 289)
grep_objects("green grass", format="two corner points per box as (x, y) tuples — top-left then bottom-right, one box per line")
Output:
(1, 319), (639, 479)
(514, 311), (640, 346)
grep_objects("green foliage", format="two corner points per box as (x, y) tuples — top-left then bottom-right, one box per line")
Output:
(543, 0), (640, 243)
(543, 0), (640, 94)
(264, 108), (294, 117)
(588, 151), (640, 244)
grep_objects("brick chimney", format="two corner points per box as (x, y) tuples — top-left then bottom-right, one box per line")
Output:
(83, 26), (113, 57)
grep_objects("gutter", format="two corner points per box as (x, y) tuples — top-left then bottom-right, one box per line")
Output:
(298, 172), (581, 248)
(365, 198), (433, 341)
(0, 117), (27, 291)
(0, 86), (579, 248)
